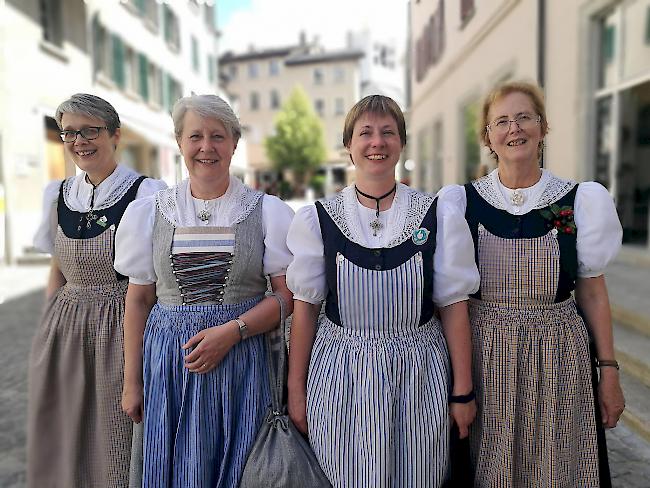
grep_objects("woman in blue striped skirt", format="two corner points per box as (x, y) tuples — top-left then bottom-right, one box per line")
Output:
(114, 94), (294, 488)
(286, 95), (480, 487)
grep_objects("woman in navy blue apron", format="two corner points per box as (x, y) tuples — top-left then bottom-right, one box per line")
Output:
(441, 80), (625, 487)
(286, 95), (480, 487)
(115, 94), (294, 488)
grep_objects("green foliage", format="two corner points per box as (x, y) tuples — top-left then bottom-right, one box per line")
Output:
(265, 87), (327, 184)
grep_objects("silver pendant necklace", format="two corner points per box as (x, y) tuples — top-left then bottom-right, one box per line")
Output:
(510, 188), (525, 206)
(197, 200), (212, 222)
(354, 183), (397, 237)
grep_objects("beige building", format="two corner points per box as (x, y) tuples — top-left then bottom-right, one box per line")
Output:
(0, 0), (226, 263)
(408, 0), (650, 252)
(219, 40), (363, 195)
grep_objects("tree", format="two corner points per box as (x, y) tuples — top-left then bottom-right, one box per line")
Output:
(265, 86), (327, 196)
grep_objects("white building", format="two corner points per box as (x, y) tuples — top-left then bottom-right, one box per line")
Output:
(408, 0), (650, 254)
(0, 0), (230, 263)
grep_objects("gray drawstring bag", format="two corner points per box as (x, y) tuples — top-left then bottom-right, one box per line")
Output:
(240, 294), (331, 488)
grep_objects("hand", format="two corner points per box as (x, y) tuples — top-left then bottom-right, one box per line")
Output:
(598, 369), (625, 428)
(288, 387), (308, 435)
(122, 384), (144, 423)
(182, 321), (240, 374)
(450, 400), (476, 439)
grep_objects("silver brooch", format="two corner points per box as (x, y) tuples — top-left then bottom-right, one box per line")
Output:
(412, 227), (430, 245)
(510, 189), (525, 206)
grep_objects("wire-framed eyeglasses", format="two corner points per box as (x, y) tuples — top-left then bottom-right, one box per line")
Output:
(59, 126), (108, 143)
(486, 114), (541, 135)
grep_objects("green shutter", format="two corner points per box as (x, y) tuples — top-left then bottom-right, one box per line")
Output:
(645, 7), (650, 45)
(92, 16), (102, 74)
(135, 0), (146, 15)
(138, 53), (149, 101)
(163, 5), (171, 43)
(603, 25), (615, 63)
(192, 38), (199, 72)
(163, 72), (171, 111)
(112, 35), (125, 89)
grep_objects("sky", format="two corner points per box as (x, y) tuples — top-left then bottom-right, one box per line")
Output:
(218, 0), (408, 54)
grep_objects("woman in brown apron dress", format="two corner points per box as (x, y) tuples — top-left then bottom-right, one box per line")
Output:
(27, 94), (166, 487)
(439, 81), (625, 487)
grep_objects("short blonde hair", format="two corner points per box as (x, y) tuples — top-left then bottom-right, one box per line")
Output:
(480, 80), (549, 161)
(343, 95), (406, 148)
(172, 94), (241, 141)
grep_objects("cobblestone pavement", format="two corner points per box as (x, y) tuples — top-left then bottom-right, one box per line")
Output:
(1, 266), (650, 487)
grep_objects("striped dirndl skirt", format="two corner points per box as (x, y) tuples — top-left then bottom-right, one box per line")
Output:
(142, 297), (269, 488)
(469, 298), (600, 487)
(307, 316), (450, 488)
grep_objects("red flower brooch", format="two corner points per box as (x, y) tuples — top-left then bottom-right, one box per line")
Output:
(540, 204), (576, 235)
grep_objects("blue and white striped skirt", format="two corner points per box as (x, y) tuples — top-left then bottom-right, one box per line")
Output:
(307, 316), (451, 488)
(142, 297), (269, 488)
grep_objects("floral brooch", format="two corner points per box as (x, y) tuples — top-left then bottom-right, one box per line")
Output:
(540, 204), (576, 235)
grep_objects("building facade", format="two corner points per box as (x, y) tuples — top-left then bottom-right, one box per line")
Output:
(408, 0), (650, 253)
(0, 0), (227, 263)
(219, 38), (364, 196)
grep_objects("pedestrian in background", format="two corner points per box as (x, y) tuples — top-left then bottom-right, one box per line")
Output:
(27, 93), (166, 487)
(438, 80), (625, 486)
(286, 95), (479, 487)
(114, 94), (294, 487)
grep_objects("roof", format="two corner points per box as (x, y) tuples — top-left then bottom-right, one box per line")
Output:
(285, 49), (364, 66)
(219, 46), (297, 63)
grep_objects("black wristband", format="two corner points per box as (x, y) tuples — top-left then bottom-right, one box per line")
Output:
(449, 391), (475, 404)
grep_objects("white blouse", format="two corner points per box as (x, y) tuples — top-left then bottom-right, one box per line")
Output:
(286, 184), (480, 307)
(33, 164), (167, 254)
(439, 168), (622, 278)
(114, 176), (294, 285)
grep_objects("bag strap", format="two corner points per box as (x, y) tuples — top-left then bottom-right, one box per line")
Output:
(264, 292), (287, 413)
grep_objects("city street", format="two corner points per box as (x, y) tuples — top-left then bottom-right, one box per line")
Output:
(1, 264), (650, 487)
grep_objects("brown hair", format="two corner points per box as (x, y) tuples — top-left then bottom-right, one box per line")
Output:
(343, 95), (407, 148)
(480, 80), (549, 161)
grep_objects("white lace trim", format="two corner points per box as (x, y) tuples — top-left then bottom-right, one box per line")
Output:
(320, 183), (435, 248)
(472, 169), (576, 210)
(155, 177), (263, 227)
(62, 166), (140, 211)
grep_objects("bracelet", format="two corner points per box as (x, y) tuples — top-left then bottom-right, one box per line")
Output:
(449, 391), (475, 404)
(234, 317), (248, 341)
(596, 359), (619, 370)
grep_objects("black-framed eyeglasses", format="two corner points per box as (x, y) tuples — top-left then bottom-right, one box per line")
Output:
(59, 126), (108, 143)
(486, 114), (541, 135)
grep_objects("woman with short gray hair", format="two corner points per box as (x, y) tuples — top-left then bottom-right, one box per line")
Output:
(115, 94), (294, 487)
(27, 93), (166, 487)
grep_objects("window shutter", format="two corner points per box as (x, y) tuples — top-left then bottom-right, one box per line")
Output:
(112, 35), (125, 89)
(138, 54), (149, 100)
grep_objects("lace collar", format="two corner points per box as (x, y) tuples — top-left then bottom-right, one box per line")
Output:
(320, 183), (435, 248)
(472, 169), (576, 212)
(62, 164), (140, 212)
(155, 175), (263, 227)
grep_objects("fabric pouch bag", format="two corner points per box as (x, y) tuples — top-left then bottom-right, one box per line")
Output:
(240, 294), (331, 488)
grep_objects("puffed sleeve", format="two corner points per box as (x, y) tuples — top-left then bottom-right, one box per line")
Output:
(575, 182), (622, 278)
(136, 177), (168, 198)
(33, 180), (63, 254)
(114, 195), (157, 285)
(261, 194), (295, 277)
(433, 184), (480, 306)
(286, 205), (326, 304)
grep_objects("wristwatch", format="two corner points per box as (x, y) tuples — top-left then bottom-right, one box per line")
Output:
(234, 317), (248, 341)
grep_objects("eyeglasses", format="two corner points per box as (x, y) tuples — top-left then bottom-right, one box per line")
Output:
(59, 126), (108, 143)
(486, 114), (541, 135)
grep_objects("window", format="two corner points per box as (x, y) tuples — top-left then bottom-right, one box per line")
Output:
(335, 98), (345, 115)
(163, 5), (180, 52)
(333, 67), (345, 83)
(143, 0), (159, 29)
(461, 100), (480, 183)
(415, 1), (446, 82)
(148, 64), (163, 107)
(124, 46), (137, 92)
(460, 0), (475, 25)
(92, 17), (110, 76)
(248, 63), (259, 78)
(228, 64), (238, 80)
(270, 90), (280, 110)
(269, 59), (279, 76)
(191, 36), (200, 73)
(207, 55), (215, 83)
(315, 99), (324, 116)
(163, 73), (182, 112)
(204, 3), (217, 31)
(250, 92), (260, 110)
(39, 0), (63, 46)
(314, 68), (324, 85)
